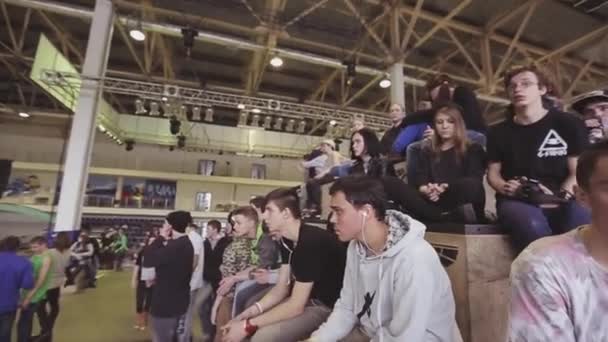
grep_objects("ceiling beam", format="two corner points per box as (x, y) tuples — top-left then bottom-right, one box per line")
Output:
(443, 28), (482, 78)
(342, 74), (384, 108)
(343, 0), (391, 57)
(400, 0), (424, 51)
(308, 10), (388, 101)
(113, 17), (147, 77)
(244, 0), (287, 95)
(536, 24), (608, 63)
(485, 0), (544, 33)
(493, 0), (539, 79)
(565, 59), (593, 97)
(403, 0), (472, 58)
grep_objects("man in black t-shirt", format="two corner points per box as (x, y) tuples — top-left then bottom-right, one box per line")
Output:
(144, 211), (194, 342)
(487, 65), (591, 252)
(220, 188), (346, 342)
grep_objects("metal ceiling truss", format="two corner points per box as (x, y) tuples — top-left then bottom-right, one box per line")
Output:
(40, 70), (392, 130)
(2, 0), (607, 112)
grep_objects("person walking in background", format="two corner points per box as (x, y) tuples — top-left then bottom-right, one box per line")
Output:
(68, 231), (95, 288)
(36, 232), (72, 341)
(185, 223), (205, 341)
(112, 227), (129, 271)
(132, 234), (157, 331)
(17, 236), (52, 342)
(144, 211), (194, 342)
(81, 225), (101, 286)
(0, 236), (34, 342)
(200, 220), (232, 341)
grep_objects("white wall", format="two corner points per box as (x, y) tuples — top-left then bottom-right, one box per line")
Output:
(0, 128), (304, 181)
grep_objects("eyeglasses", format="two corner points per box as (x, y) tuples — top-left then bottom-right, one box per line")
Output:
(507, 81), (538, 92)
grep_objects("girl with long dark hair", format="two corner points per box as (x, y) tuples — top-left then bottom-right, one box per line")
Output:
(412, 103), (487, 222)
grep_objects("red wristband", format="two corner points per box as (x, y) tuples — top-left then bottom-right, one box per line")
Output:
(244, 318), (258, 337)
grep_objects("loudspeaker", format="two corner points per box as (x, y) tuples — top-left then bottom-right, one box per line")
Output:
(0, 160), (12, 198)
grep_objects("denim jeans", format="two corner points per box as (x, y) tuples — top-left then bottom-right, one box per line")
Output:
(0, 311), (16, 342)
(198, 282), (216, 341)
(406, 130), (486, 184)
(17, 302), (39, 342)
(497, 198), (591, 253)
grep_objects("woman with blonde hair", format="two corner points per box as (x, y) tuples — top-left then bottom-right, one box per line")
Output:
(412, 103), (487, 222)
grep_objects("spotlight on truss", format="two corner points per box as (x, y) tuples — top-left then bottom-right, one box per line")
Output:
(263, 116), (272, 129)
(134, 99), (147, 115)
(296, 119), (306, 134)
(204, 107), (214, 122)
(149, 102), (160, 116)
(273, 117), (283, 130)
(191, 106), (202, 121)
(285, 119), (296, 132)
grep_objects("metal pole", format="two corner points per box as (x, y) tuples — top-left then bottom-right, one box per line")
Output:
(389, 62), (405, 108)
(53, 0), (114, 232)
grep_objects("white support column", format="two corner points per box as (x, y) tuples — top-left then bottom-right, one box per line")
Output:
(54, 0), (114, 232)
(389, 62), (405, 109)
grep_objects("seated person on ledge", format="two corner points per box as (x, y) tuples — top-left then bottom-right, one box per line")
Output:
(411, 103), (487, 223)
(220, 188), (347, 342)
(487, 65), (590, 253)
(308, 176), (458, 342)
(508, 142), (608, 341)
(212, 206), (257, 342)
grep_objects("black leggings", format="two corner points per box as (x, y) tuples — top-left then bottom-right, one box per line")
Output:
(381, 176), (485, 222)
(136, 282), (153, 313)
(35, 289), (55, 335)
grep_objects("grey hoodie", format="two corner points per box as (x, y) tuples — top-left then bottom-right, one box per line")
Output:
(311, 210), (458, 342)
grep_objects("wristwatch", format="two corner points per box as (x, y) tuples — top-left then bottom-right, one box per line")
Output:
(244, 318), (258, 337)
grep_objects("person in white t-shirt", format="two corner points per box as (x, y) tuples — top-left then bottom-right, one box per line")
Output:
(185, 224), (205, 342)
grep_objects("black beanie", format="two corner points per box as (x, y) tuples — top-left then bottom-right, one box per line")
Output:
(166, 211), (192, 233)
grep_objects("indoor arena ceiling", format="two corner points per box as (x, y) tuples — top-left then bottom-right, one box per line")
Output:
(0, 0), (607, 130)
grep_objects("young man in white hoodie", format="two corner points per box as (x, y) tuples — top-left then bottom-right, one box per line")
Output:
(309, 175), (459, 342)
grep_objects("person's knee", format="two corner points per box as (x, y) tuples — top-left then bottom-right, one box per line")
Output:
(250, 325), (282, 342)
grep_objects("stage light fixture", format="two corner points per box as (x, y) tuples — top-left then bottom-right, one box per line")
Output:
(296, 119), (306, 134)
(204, 107), (214, 122)
(251, 114), (261, 127)
(125, 139), (135, 151)
(129, 22), (145, 41)
(251, 108), (261, 114)
(191, 106), (202, 121)
(179, 104), (188, 119)
(177, 135), (186, 149)
(263, 116), (272, 129)
(326, 122), (335, 137)
(329, 119), (337, 126)
(343, 61), (356, 85)
(285, 119), (295, 132)
(238, 110), (249, 126)
(379, 74), (391, 88)
(98, 124), (106, 133)
(273, 117), (283, 130)
(270, 56), (283, 68)
(134, 99), (147, 114)
(237, 103), (246, 110)
(169, 115), (181, 135)
(181, 28), (198, 57)
(18, 111), (30, 118)
(149, 102), (160, 116)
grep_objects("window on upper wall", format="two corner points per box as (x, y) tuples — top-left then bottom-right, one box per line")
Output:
(251, 163), (266, 179)
(198, 160), (216, 176)
(195, 192), (212, 212)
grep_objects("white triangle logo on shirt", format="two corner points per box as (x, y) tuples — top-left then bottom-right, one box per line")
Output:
(537, 129), (568, 158)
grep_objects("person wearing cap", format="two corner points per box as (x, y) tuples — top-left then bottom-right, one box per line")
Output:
(570, 89), (608, 144)
(144, 210), (195, 342)
(301, 140), (347, 217)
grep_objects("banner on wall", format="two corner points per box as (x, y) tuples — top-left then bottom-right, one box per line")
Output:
(121, 178), (176, 209)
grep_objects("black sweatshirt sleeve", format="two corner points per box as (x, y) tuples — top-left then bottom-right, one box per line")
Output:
(413, 147), (432, 188)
